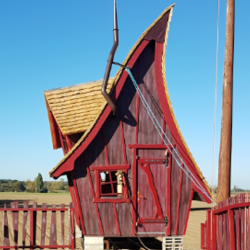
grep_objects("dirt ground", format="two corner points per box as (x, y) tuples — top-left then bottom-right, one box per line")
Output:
(0, 192), (213, 249)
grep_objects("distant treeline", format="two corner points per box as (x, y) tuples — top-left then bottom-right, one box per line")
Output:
(0, 174), (69, 193)
(210, 185), (250, 193)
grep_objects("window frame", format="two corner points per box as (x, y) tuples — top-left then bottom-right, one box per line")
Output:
(90, 164), (130, 203)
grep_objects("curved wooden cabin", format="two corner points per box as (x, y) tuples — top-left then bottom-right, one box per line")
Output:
(44, 4), (211, 238)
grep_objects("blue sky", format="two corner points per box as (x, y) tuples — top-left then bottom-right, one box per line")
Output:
(0, 1), (249, 189)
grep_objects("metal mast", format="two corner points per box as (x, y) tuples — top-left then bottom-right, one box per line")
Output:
(217, 0), (235, 203)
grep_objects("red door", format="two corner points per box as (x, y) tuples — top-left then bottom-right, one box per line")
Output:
(136, 158), (170, 236)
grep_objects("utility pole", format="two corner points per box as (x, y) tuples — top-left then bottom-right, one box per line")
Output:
(217, 0), (235, 203)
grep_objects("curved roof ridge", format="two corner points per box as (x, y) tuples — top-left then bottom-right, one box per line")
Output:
(160, 7), (211, 195)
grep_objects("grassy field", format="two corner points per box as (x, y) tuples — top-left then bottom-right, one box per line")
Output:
(0, 192), (211, 249)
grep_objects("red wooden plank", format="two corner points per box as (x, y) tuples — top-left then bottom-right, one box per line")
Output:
(41, 203), (47, 246)
(226, 199), (230, 250)
(102, 130), (110, 165)
(49, 204), (57, 246)
(58, 129), (67, 155)
(128, 144), (174, 149)
(223, 200), (227, 250)
(247, 194), (250, 250)
(66, 136), (72, 150)
(72, 176), (86, 235)
(228, 209), (236, 250)
(48, 110), (61, 149)
(218, 202), (223, 250)
(131, 147), (137, 235)
(201, 223), (205, 249)
(11, 202), (18, 248)
(212, 211), (217, 250)
(161, 120), (166, 144)
(120, 121), (128, 164)
(30, 202), (37, 250)
(85, 166), (104, 235)
(3, 204), (10, 248)
(22, 201), (28, 247)
(135, 77), (140, 145)
(0, 245), (71, 249)
(60, 204), (65, 245)
(240, 193), (245, 250)
(112, 203), (121, 236)
(69, 203), (75, 250)
(90, 165), (130, 171)
(166, 151), (171, 236)
(206, 210), (211, 250)
(175, 165), (183, 235)
(213, 202), (250, 214)
(236, 196), (240, 250)
(183, 189), (194, 235)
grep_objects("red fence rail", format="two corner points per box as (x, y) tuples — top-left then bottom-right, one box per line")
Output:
(201, 193), (250, 250)
(0, 201), (75, 249)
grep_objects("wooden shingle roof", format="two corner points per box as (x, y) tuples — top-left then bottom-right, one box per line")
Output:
(44, 79), (113, 136)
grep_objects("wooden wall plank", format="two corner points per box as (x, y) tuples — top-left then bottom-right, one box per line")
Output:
(175, 165), (183, 235)
(170, 156), (181, 235)
(113, 203), (121, 236)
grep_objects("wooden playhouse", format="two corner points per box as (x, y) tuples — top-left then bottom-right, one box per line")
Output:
(44, 4), (211, 248)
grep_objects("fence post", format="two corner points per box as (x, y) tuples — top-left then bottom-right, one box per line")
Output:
(207, 210), (211, 250)
(60, 204), (65, 246)
(11, 201), (19, 249)
(23, 201), (28, 247)
(50, 204), (57, 246)
(3, 203), (10, 249)
(41, 203), (47, 247)
(212, 210), (217, 250)
(228, 209), (235, 250)
(70, 203), (75, 250)
(201, 222), (205, 249)
(30, 202), (37, 250)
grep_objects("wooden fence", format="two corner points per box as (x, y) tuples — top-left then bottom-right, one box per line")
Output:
(201, 193), (250, 250)
(0, 201), (75, 249)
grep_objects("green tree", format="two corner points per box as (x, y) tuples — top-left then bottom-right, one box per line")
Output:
(25, 179), (35, 192)
(35, 173), (44, 193)
(13, 181), (25, 192)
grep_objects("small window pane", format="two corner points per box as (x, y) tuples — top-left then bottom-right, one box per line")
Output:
(100, 172), (106, 182)
(101, 184), (112, 194)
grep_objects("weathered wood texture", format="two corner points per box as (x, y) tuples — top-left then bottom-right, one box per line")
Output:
(0, 202), (75, 249)
(201, 193), (250, 250)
